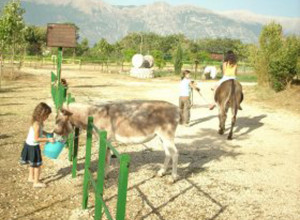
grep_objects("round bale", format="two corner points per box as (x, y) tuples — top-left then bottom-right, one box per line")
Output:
(132, 54), (145, 68)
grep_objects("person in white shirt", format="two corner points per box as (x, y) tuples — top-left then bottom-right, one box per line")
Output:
(204, 66), (217, 79)
(179, 70), (201, 127)
(20, 102), (55, 188)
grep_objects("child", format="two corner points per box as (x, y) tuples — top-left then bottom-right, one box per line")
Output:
(179, 70), (201, 127)
(209, 51), (238, 110)
(20, 102), (54, 188)
(218, 50), (237, 85)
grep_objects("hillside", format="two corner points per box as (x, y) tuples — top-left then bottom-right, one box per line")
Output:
(0, 0), (299, 45)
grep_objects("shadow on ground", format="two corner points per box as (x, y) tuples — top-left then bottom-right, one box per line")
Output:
(44, 128), (243, 220)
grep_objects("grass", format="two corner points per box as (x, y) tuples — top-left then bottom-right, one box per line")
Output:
(154, 70), (180, 78)
(155, 70), (258, 83)
(237, 74), (257, 82)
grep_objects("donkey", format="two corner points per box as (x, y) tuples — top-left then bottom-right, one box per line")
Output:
(53, 100), (180, 182)
(214, 79), (243, 140)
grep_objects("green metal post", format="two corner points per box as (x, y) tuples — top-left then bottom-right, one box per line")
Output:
(51, 72), (57, 107)
(82, 117), (93, 209)
(55, 47), (63, 111)
(116, 154), (130, 220)
(72, 127), (79, 178)
(57, 47), (62, 83)
(68, 131), (74, 162)
(94, 130), (108, 220)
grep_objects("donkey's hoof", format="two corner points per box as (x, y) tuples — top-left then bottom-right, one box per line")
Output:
(172, 174), (179, 182)
(157, 169), (166, 177)
(168, 178), (175, 184)
(227, 136), (233, 140)
(104, 167), (113, 179)
(167, 175), (179, 184)
(218, 130), (224, 135)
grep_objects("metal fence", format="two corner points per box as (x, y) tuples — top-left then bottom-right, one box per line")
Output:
(68, 117), (131, 220)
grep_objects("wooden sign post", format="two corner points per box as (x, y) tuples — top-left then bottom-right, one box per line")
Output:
(46, 23), (76, 110)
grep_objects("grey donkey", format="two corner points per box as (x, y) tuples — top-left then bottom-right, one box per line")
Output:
(53, 100), (181, 182)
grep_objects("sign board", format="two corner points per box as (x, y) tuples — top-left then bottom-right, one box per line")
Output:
(47, 23), (76, 48)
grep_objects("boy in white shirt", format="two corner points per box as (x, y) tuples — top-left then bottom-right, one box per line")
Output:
(179, 70), (201, 127)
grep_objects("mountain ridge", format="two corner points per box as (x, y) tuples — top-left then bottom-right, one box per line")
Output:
(1, 0), (299, 45)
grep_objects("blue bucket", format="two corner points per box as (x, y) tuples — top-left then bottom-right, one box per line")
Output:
(43, 141), (65, 159)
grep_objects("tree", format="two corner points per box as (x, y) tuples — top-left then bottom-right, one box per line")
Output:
(269, 36), (299, 91)
(174, 43), (183, 75)
(110, 42), (123, 62)
(297, 57), (300, 79)
(24, 25), (46, 55)
(151, 50), (166, 69)
(94, 38), (114, 59)
(122, 49), (137, 62)
(0, 0), (26, 78)
(119, 32), (142, 53)
(251, 22), (299, 91)
(76, 38), (89, 56)
(0, 17), (5, 89)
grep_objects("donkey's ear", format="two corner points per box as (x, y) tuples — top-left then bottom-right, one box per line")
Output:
(61, 108), (73, 116)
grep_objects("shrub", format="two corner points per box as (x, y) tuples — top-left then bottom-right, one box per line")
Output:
(251, 22), (300, 91)
(174, 43), (183, 75)
(269, 36), (299, 91)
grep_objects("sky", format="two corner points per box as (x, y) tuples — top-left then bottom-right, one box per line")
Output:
(104, 0), (300, 18)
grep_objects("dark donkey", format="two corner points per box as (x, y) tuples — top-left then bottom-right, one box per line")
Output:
(214, 79), (243, 140)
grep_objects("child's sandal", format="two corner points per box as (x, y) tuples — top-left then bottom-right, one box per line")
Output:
(33, 182), (47, 188)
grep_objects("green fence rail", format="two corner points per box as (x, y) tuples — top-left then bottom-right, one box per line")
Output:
(49, 48), (130, 220)
(50, 46), (77, 173)
(81, 116), (130, 220)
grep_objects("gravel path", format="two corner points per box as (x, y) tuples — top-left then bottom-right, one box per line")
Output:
(0, 68), (299, 220)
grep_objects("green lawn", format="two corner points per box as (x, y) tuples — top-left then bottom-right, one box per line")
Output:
(215, 73), (257, 82)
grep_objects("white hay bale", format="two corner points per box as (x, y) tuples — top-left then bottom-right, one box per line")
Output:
(130, 68), (154, 78)
(143, 55), (154, 68)
(132, 54), (144, 68)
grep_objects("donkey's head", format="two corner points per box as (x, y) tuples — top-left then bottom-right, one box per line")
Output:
(53, 109), (73, 137)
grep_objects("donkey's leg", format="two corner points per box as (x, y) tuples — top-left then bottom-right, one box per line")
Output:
(228, 107), (237, 140)
(157, 139), (171, 177)
(157, 133), (179, 182)
(218, 105), (227, 135)
(169, 142), (179, 182)
(158, 139), (179, 183)
(104, 148), (112, 178)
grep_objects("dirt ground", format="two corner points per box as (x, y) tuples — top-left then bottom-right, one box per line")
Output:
(0, 66), (299, 220)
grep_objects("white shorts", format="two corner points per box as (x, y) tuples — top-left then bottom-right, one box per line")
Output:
(217, 76), (236, 86)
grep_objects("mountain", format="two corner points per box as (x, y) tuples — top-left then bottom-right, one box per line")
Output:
(1, 0), (299, 45)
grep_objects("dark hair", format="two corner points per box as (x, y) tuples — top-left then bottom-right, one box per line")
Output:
(224, 50), (237, 65)
(31, 102), (52, 124)
(181, 70), (191, 80)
